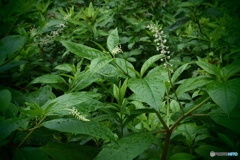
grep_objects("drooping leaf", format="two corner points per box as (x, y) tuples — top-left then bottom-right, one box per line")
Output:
(165, 17), (191, 31)
(196, 61), (220, 76)
(13, 147), (50, 160)
(30, 74), (66, 84)
(95, 132), (155, 160)
(0, 89), (11, 114)
(206, 78), (240, 114)
(61, 41), (106, 60)
(171, 63), (189, 83)
(221, 60), (240, 80)
(176, 76), (213, 95)
(128, 76), (165, 109)
(107, 28), (119, 53)
(140, 54), (165, 78)
(41, 118), (115, 140)
(90, 57), (113, 73)
(26, 86), (52, 106)
(42, 92), (101, 115)
(0, 118), (27, 141)
(41, 142), (99, 160)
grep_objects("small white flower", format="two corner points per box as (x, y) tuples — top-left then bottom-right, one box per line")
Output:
(112, 45), (123, 55)
(69, 107), (90, 121)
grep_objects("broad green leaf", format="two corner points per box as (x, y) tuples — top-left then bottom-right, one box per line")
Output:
(61, 41), (106, 60)
(206, 78), (240, 114)
(176, 76), (213, 95)
(0, 118), (27, 141)
(171, 63), (189, 83)
(165, 17), (191, 31)
(140, 54), (165, 77)
(196, 61), (220, 76)
(40, 142), (99, 160)
(55, 64), (75, 73)
(42, 92), (101, 114)
(13, 147), (50, 160)
(107, 28), (119, 53)
(194, 145), (223, 158)
(128, 76), (165, 109)
(41, 118), (115, 140)
(26, 86), (52, 106)
(113, 58), (136, 78)
(71, 71), (100, 91)
(221, 60), (240, 80)
(217, 133), (235, 150)
(0, 89), (11, 114)
(170, 153), (196, 160)
(95, 133), (155, 160)
(30, 74), (66, 84)
(0, 35), (27, 64)
(90, 57), (113, 73)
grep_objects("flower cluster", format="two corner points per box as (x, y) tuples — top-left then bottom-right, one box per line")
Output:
(112, 45), (123, 55)
(68, 107), (90, 121)
(147, 24), (171, 67)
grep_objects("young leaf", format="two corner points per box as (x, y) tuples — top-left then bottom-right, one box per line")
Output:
(140, 54), (164, 78)
(0, 89), (11, 114)
(221, 60), (240, 80)
(41, 118), (115, 140)
(95, 133), (155, 160)
(30, 74), (66, 84)
(107, 28), (119, 53)
(206, 78), (240, 114)
(176, 76), (213, 95)
(40, 142), (99, 160)
(0, 118), (27, 141)
(61, 41), (106, 60)
(128, 76), (165, 109)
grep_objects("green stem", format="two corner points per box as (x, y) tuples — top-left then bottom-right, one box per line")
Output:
(152, 109), (169, 130)
(160, 97), (211, 160)
(16, 115), (46, 149)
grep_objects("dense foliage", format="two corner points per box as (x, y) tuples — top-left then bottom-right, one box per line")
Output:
(0, 0), (240, 159)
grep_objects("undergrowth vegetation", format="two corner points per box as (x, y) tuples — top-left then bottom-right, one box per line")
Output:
(0, 0), (240, 159)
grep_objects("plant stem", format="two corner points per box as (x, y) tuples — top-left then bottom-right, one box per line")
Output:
(160, 97), (211, 160)
(16, 115), (46, 149)
(152, 109), (169, 130)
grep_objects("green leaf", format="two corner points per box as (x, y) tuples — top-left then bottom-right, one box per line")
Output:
(176, 76), (213, 95)
(140, 54), (164, 77)
(61, 41), (106, 60)
(90, 57), (113, 73)
(41, 142), (99, 160)
(128, 76), (165, 109)
(41, 118), (115, 140)
(170, 153), (196, 160)
(107, 28), (119, 53)
(171, 63), (189, 83)
(206, 78), (240, 114)
(165, 17), (191, 31)
(196, 61), (220, 76)
(42, 92), (101, 114)
(26, 86), (52, 106)
(30, 74), (66, 84)
(221, 60), (240, 80)
(0, 61), (26, 73)
(55, 64), (75, 73)
(13, 147), (50, 160)
(0, 118), (27, 141)
(0, 35), (27, 64)
(0, 89), (11, 114)
(113, 58), (136, 78)
(95, 133), (155, 160)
